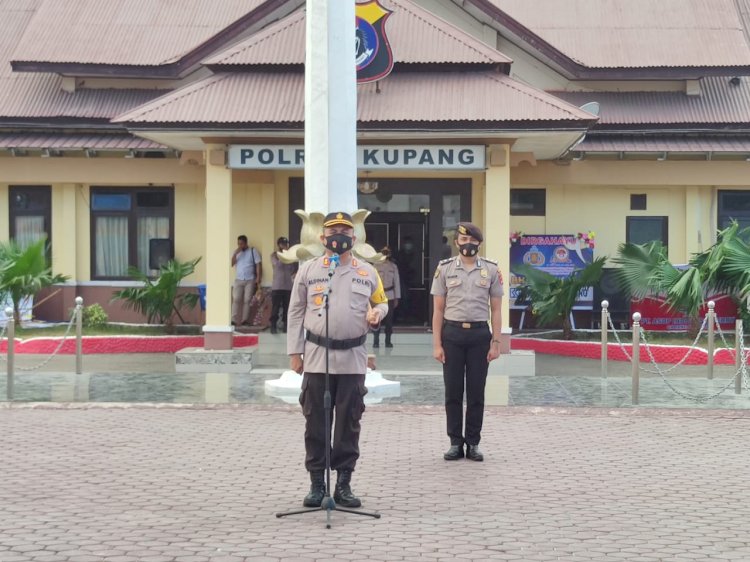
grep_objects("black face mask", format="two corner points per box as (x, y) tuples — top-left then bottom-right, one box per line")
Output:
(325, 233), (353, 255)
(458, 242), (479, 257)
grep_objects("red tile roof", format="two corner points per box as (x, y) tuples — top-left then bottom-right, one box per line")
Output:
(489, 0), (750, 69)
(206, 0), (512, 67)
(553, 77), (750, 125)
(113, 71), (596, 125)
(11, 0), (268, 66)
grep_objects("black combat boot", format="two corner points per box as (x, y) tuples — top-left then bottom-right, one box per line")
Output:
(333, 470), (361, 508)
(385, 333), (393, 348)
(466, 444), (484, 462)
(372, 333), (380, 348)
(302, 471), (326, 507)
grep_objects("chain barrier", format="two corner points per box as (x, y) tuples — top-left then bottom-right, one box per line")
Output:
(606, 310), (709, 374)
(604, 308), (749, 403)
(639, 326), (746, 403)
(0, 307), (78, 371)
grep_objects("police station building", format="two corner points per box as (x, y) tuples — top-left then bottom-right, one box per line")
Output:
(2, 0), (750, 338)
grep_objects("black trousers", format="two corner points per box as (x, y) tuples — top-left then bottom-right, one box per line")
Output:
(441, 324), (491, 446)
(270, 290), (291, 329)
(373, 299), (395, 339)
(299, 372), (367, 472)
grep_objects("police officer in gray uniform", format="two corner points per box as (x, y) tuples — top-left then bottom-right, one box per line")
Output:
(372, 246), (401, 348)
(288, 211), (389, 508)
(431, 222), (504, 462)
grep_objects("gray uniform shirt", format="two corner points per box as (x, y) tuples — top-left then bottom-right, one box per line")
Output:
(271, 251), (296, 291)
(374, 260), (401, 300)
(430, 256), (504, 322)
(287, 255), (389, 374)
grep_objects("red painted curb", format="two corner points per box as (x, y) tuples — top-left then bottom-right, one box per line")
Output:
(511, 337), (736, 365)
(0, 335), (258, 354)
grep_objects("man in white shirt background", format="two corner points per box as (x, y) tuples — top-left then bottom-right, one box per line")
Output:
(231, 234), (262, 326)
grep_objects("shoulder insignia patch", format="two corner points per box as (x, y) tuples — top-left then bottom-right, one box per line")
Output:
(434, 268), (440, 279)
(439, 257), (452, 265)
(483, 258), (498, 265)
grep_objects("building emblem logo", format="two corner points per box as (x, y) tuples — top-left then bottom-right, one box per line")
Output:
(355, 0), (394, 84)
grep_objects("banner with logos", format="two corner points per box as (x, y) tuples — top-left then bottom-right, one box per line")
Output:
(227, 145), (485, 170)
(509, 234), (594, 310)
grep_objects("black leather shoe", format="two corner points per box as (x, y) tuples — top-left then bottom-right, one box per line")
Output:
(333, 470), (361, 508)
(443, 445), (464, 461)
(303, 471), (326, 507)
(385, 342), (393, 348)
(466, 444), (484, 462)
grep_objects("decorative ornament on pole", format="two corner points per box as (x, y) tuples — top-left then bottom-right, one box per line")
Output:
(356, 0), (394, 84)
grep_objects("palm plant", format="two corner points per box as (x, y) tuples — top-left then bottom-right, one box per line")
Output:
(514, 257), (607, 339)
(0, 238), (69, 325)
(612, 222), (750, 334)
(111, 257), (201, 333)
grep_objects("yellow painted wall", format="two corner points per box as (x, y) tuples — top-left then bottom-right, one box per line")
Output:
(2, 156), (747, 287)
(0, 184), (8, 240)
(174, 183), (206, 283)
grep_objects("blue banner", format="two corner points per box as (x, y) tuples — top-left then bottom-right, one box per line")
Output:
(509, 235), (594, 309)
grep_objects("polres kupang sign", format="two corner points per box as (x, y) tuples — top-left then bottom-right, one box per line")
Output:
(227, 145), (485, 170)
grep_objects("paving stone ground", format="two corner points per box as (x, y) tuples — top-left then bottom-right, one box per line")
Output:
(2, 405), (750, 561)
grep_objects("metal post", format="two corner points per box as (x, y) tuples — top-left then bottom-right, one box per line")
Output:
(601, 300), (609, 379)
(5, 307), (14, 401)
(707, 301), (715, 380)
(75, 296), (83, 375)
(736, 319), (743, 395)
(632, 312), (641, 405)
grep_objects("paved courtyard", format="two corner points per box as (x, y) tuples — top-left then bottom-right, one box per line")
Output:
(2, 405), (750, 561)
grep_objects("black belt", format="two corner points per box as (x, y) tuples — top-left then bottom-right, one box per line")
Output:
(384, 285), (394, 291)
(306, 331), (368, 350)
(444, 320), (487, 329)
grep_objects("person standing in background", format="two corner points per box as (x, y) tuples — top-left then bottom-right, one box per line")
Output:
(270, 236), (297, 334)
(372, 246), (401, 348)
(231, 235), (262, 326)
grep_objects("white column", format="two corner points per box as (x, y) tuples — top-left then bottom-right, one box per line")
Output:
(305, 0), (357, 214)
